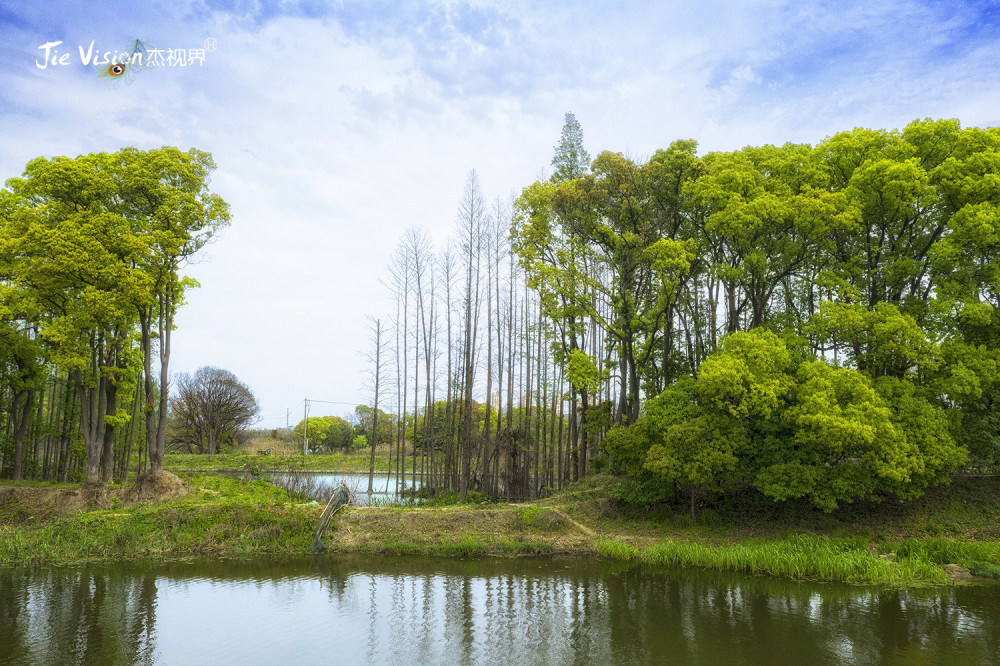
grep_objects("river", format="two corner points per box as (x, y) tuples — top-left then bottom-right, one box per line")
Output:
(1, 556), (997, 664)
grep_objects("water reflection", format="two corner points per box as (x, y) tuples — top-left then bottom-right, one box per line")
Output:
(262, 472), (423, 505)
(1, 557), (997, 665)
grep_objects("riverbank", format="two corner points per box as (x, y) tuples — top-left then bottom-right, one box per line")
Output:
(164, 452), (388, 472)
(1, 472), (999, 586)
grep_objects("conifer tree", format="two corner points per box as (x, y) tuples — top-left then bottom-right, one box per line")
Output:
(550, 112), (591, 183)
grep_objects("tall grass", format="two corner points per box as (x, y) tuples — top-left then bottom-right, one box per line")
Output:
(885, 537), (1000, 579)
(597, 533), (949, 585)
(0, 475), (318, 566)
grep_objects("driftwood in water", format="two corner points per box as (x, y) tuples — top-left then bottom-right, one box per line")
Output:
(312, 482), (351, 552)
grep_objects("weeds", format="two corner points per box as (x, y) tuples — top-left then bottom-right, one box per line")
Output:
(597, 533), (952, 586)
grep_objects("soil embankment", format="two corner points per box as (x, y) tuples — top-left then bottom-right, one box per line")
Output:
(2, 473), (999, 586)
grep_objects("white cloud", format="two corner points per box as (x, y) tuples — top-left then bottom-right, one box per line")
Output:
(3, 0), (999, 426)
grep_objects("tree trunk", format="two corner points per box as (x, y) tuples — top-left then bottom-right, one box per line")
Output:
(100, 380), (117, 483)
(12, 390), (34, 482)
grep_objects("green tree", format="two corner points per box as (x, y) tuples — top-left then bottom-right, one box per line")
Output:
(2, 152), (146, 484)
(114, 147), (231, 474)
(0, 147), (229, 483)
(550, 112), (591, 183)
(353, 405), (396, 447)
(643, 377), (746, 521)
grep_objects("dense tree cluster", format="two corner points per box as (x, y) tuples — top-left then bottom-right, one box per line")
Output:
(0, 147), (230, 484)
(514, 117), (999, 511)
(368, 117), (998, 510)
(292, 414), (355, 453)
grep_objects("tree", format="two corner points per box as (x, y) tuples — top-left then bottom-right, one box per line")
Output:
(2, 152), (148, 484)
(115, 147), (231, 473)
(363, 317), (386, 491)
(551, 112), (591, 183)
(170, 367), (260, 454)
(457, 169), (486, 500)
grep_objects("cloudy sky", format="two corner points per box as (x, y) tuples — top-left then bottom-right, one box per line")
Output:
(2, 0), (999, 428)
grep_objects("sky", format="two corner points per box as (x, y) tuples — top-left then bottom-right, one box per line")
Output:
(2, 0), (999, 429)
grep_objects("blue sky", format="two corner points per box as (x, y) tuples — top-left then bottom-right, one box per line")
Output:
(2, 0), (999, 428)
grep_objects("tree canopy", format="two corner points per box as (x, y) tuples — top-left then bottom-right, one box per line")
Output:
(0, 147), (229, 483)
(514, 118), (999, 512)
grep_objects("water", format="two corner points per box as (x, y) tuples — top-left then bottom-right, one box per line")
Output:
(232, 471), (424, 505)
(2, 556), (998, 665)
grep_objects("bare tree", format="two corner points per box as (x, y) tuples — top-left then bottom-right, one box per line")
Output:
(363, 317), (387, 493)
(457, 170), (486, 500)
(169, 367), (260, 454)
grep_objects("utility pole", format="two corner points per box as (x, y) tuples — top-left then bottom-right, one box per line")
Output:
(303, 398), (310, 455)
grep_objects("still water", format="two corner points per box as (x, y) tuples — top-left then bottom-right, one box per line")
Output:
(1, 556), (998, 665)
(258, 472), (423, 505)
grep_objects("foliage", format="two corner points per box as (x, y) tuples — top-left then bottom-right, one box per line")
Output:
(550, 111), (591, 183)
(606, 329), (968, 513)
(0, 147), (229, 483)
(293, 415), (356, 453)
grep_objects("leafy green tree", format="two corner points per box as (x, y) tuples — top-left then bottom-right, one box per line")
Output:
(114, 147), (230, 474)
(325, 415), (355, 452)
(2, 152), (146, 484)
(643, 377), (746, 521)
(353, 405), (396, 447)
(516, 151), (697, 425)
(692, 143), (852, 332)
(615, 329), (969, 513)
(1, 147), (229, 483)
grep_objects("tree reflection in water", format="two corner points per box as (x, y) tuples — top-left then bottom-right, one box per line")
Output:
(1, 557), (997, 664)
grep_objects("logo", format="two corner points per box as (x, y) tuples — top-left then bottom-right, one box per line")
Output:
(36, 38), (215, 81)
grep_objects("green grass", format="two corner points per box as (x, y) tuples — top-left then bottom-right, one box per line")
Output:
(335, 534), (555, 558)
(0, 474), (318, 566)
(164, 452), (390, 472)
(596, 532), (951, 586)
(3, 472), (999, 584)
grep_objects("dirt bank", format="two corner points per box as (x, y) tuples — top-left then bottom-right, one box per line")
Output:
(0, 471), (189, 520)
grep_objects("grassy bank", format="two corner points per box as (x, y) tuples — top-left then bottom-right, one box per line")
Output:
(594, 534), (997, 586)
(0, 475), (317, 565)
(2, 473), (999, 587)
(164, 452), (390, 472)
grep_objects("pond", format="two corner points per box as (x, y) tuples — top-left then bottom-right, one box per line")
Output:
(221, 471), (425, 505)
(2, 556), (998, 664)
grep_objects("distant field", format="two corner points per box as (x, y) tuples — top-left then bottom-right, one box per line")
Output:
(164, 452), (391, 472)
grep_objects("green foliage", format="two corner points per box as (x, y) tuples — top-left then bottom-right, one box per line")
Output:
(294, 415), (356, 453)
(608, 476), (675, 508)
(0, 146), (230, 481)
(550, 112), (591, 183)
(566, 348), (606, 395)
(695, 329), (794, 419)
(616, 329), (969, 512)
(597, 533), (949, 585)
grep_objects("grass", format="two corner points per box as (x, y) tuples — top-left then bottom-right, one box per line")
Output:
(595, 533), (950, 586)
(2, 471), (999, 586)
(164, 451), (392, 473)
(350, 534), (556, 558)
(0, 474), (317, 566)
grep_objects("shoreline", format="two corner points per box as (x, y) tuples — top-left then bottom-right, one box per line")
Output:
(2, 473), (999, 587)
